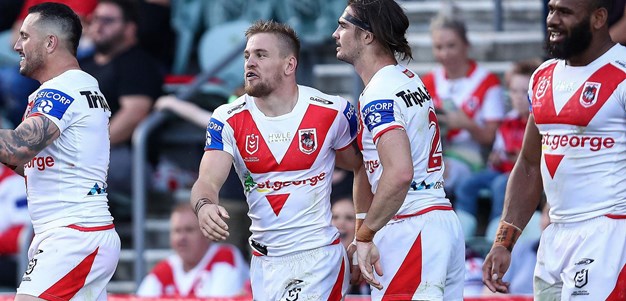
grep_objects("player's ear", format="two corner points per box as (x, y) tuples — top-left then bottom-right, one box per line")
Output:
(45, 35), (58, 53)
(591, 6), (608, 30)
(285, 55), (297, 76)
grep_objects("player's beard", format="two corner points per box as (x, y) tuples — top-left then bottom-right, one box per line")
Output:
(546, 16), (593, 60)
(19, 47), (44, 78)
(245, 73), (281, 98)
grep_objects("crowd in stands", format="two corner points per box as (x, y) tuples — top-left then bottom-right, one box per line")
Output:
(1, 0), (624, 297)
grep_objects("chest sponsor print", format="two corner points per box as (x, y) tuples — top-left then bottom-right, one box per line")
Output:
(228, 105), (337, 173)
(532, 63), (626, 178)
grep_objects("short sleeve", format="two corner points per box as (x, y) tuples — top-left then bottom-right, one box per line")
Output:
(360, 97), (406, 144)
(333, 99), (358, 150)
(204, 113), (235, 156)
(27, 88), (78, 132)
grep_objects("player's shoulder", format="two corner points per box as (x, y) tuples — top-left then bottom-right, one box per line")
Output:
(38, 70), (97, 100)
(364, 65), (423, 99)
(299, 85), (349, 110)
(212, 96), (250, 120)
(530, 59), (558, 81)
(608, 45), (626, 74)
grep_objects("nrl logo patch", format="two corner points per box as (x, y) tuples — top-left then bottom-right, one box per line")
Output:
(574, 269), (588, 288)
(298, 129), (317, 154)
(580, 82), (601, 108)
(535, 76), (551, 100)
(246, 134), (259, 155)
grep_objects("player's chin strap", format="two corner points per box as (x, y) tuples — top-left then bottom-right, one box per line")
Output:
(493, 220), (522, 252)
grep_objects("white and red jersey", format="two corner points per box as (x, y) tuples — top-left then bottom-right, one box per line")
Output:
(137, 244), (249, 297)
(530, 44), (626, 223)
(358, 65), (450, 215)
(489, 110), (527, 173)
(23, 70), (113, 234)
(205, 85), (358, 256)
(422, 61), (505, 154)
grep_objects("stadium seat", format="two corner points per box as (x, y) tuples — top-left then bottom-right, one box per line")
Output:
(203, 0), (275, 29)
(196, 19), (250, 99)
(170, 0), (204, 74)
(274, 0), (339, 45)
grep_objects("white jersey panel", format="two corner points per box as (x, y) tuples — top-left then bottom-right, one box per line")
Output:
(529, 45), (626, 223)
(358, 65), (450, 216)
(23, 70), (112, 234)
(428, 64), (505, 154)
(205, 85), (358, 256)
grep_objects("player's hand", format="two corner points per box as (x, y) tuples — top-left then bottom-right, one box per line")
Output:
(482, 245), (512, 293)
(347, 241), (363, 285)
(197, 203), (230, 241)
(356, 241), (383, 290)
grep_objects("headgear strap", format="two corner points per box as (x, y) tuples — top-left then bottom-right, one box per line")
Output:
(342, 12), (372, 32)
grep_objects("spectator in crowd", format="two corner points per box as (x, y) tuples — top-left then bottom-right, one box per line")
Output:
(0, 164), (28, 288)
(422, 12), (506, 195)
(331, 196), (356, 249)
(80, 0), (163, 198)
(331, 196), (370, 296)
(454, 59), (541, 229)
(137, 203), (249, 297)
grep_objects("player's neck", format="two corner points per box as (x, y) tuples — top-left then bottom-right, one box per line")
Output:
(253, 83), (299, 117)
(566, 35), (615, 67)
(37, 54), (80, 83)
(354, 54), (397, 86)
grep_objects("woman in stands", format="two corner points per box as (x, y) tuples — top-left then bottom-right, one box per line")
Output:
(421, 11), (505, 196)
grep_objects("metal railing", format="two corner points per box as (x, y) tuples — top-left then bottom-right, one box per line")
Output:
(131, 40), (246, 286)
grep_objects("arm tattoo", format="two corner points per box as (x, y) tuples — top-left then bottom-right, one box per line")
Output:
(0, 116), (60, 166)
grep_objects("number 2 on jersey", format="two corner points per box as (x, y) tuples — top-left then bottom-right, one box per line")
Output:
(427, 108), (443, 172)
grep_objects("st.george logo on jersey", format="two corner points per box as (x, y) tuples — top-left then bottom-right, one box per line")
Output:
(246, 134), (259, 155)
(298, 129), (317, 154)
(580, 82), (601, 108)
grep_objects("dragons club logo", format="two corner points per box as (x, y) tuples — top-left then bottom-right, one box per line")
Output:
(298, 129), (317, 154)
(580, 82), (601, 108)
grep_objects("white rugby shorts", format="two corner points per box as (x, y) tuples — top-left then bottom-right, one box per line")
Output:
(16, 224), (120, 301)
(371, 208), (465, 301)
(250, 241), (348, 301)
(535, 215), (626, 300)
